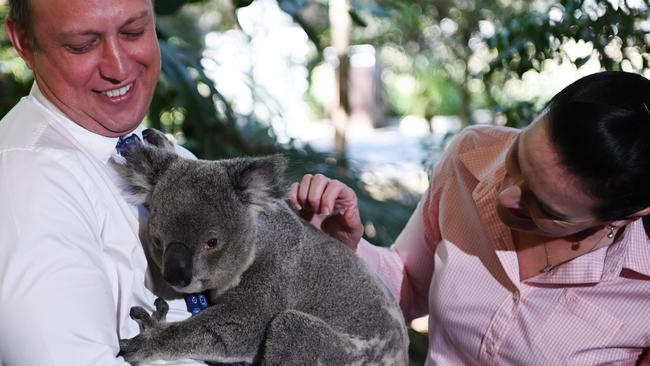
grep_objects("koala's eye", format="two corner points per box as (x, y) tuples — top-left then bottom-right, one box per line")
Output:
(205, 238), (219, 250)
(152, 237), (163, 250)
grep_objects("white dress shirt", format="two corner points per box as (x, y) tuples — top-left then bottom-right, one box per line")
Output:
(0, 84), (204, 366)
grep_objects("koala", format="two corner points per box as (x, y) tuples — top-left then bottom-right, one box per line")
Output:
(113, 128), (409, 366)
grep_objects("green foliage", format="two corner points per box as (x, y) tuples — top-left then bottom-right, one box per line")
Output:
(479, 0), (650, 125)
(234, 0), (256, 8)
(0, 70), (30, 118)
(486, 0), (650, 77)
(154, 0), (206, 15)
(343, 0), (650, 125)
(496, 100), (538, 129)
(385, 54), (464, 118)
(0, 5), (31, 117)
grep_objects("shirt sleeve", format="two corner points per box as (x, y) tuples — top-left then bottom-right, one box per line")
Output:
(355, 201), (435, 321)
(355, 130), (474, 322)
(0, 150), (134, 366)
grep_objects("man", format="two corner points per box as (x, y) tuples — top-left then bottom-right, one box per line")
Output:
(0, 0), (203, 364)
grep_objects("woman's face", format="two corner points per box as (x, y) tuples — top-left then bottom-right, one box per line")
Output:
(496, 115), (604, 237)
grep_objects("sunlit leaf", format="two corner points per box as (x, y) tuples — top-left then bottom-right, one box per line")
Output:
(234, 0), (255, 8)
(575, 56), (590, 68)
(349, 9), (368, 27)
(154, 0), (185, 15)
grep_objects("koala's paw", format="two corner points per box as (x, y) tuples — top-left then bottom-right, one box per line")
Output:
(143, 128), (175, 152)
(119, 334), (150, 365)
(118, 299), (170, 365)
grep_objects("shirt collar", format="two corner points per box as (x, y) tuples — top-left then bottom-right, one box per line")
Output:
(29, 83), (141, 164)
(463, 126), (650, 283)
(622, 218), (650, 277)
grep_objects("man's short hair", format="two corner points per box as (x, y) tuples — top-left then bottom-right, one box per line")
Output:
(7, 0), (155, 36)
(7, 0), (31, 32)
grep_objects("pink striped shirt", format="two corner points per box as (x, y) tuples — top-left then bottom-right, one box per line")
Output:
(357, 125), (650, 365)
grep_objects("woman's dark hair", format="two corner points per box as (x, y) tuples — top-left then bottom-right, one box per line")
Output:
(546, 71), (650, 221)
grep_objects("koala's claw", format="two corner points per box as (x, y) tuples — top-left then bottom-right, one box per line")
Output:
(152, 297), (169, 321)
(129, 299), (169, 333)
(119, 335), (148, 365)
(129, 306), (155, 331)
(120, 300), (171, 364)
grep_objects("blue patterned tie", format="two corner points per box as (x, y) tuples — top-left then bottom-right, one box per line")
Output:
(185, 293), (251, 366)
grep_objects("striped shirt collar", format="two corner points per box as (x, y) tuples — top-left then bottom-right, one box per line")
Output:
(460, 126), (650, 283)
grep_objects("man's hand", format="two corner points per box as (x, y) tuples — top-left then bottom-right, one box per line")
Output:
(288, 174), (364, 250)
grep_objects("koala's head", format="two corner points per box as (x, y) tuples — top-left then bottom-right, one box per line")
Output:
(112, 132), (287, 295)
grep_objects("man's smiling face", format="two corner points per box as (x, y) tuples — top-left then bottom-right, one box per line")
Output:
(24, 0), (161, 137)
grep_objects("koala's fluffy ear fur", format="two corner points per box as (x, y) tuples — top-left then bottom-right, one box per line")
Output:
(232, 154), (287, 211)
(112, 145), (178, 205)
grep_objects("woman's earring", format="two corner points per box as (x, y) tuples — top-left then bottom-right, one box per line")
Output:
(607, 224), (615, 239)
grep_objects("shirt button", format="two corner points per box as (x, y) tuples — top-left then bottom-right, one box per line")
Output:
(485, 340), (494, 355)
(512, 291), (520, 303)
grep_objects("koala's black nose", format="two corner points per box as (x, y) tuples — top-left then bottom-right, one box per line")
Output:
(163, 242), (193, 288)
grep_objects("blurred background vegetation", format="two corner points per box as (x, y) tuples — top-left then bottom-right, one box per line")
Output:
(1, 0), (649, 364)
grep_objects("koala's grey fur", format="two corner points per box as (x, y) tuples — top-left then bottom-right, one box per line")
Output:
(113, 129), (409, 366)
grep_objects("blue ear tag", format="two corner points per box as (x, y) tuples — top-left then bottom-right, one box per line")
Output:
(184, 293), (251, 366)
(185, 293), (209, 316)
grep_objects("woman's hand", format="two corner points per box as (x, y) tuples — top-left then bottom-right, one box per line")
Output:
(288, 174), (364, 250)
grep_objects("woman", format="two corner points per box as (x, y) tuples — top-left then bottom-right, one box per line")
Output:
(289, 71), (650, 365)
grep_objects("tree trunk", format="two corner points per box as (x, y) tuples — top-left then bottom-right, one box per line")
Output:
(329, 0), (351, 159)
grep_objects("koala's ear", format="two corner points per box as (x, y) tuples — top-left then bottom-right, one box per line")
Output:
(111, 144), (179, 205)
(232, 154), (287, 209)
